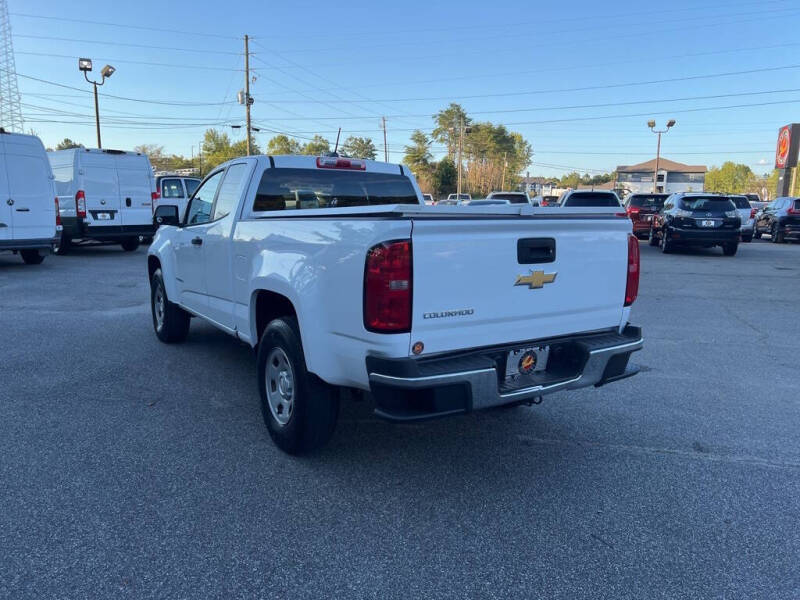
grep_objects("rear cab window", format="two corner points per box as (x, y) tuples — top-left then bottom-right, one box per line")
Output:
(565, 192), (619, 207)
(730, 196), (751, 209)
(252, 168), (419, 212)
(490, 193), (529, 204)
(160, 178), (185, 198)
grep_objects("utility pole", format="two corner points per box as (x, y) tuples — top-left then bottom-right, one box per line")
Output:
(382, 117), (388, 162)
(648, 119), (675, 193)
(244, 34), (252, 156)
(501, 152), (508, 191)
(457, 116), (464, 198)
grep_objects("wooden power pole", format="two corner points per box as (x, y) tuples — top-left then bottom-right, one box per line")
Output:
(244, 34), (252, 156)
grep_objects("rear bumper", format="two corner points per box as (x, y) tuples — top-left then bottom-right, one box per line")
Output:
(782, 224), (800, 239)
(0, 237), (56, 251)
(61, 217), (155, 240)
(367, 325), (643, 422)
(632, 219), (655, 234)
(670, 227), (739, 244)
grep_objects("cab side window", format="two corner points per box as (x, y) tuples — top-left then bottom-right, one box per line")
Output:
(161, 178), (185, 198)
(185, 171), (224, 225)
(212, 163), (249, 221)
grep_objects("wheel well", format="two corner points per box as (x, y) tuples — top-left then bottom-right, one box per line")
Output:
(254, 290), (297, 341)
(147, 255), (161, 280)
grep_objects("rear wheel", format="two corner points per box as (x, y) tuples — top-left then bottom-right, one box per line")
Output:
(753, 225), (761, 239)
(121, 237), (140, 252)
(722, 242), (738, 256)
(20, 249), (45, 265)
(257, 317), (339, 455)
(150, 269), (190, 343)
(54, 232), (71, 255)
(648, 227), (659, 246)
(771, 223), (784, 244)
(660, 227), (673, 253)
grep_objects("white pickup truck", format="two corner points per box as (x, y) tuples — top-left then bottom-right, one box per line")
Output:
(148, 155), (643, 454)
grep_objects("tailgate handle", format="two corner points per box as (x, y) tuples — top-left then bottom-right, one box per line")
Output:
(125, 197), (132, 207)
(517, 238), (555, 264)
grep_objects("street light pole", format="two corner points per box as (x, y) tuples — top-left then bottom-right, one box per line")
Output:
(648, 119), (675, 193)
(79, 59), (115, 150)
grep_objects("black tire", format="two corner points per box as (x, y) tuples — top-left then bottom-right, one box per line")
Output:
(257, 317), (339, 455)
(742, 235), (752, 243)
(20, 249), (45, 264)
(54, 232), (71, 255)
(660, 227), (673, 254)
(753, 226), (761, 239)
(771, 223), (785, 244)
(150, 269), (190, 343)
(121, 237), (140, 252)
(648, 226), (659, 246)
(722, 242), (738, 256)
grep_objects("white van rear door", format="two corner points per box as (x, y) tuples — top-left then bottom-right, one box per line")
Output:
(4, 136), (54, 241)
(0, 136), (10, 241)
(117, 155), (153, 227)
(81, 154), (120, 227)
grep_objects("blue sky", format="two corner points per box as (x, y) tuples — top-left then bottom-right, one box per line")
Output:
(8, 0), (800, 176)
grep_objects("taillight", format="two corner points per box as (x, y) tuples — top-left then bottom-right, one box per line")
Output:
(750, 207), (757, 218)
(151, 190), (160, 213)
(54, 197), (61, 227)
(317, 156), (366, 170)
(75, 190), (86, 218)
(788, 206), (800, 215)
(625, 234), (640, 307)
(364, 240), (412, 333)
(627, 206), (640, 216)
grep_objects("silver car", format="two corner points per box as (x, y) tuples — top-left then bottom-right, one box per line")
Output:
(729, 195), (754, 242)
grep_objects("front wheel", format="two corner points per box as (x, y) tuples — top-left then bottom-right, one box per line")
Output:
(150, 269), (190, 343)
(20, 249), (45, 264)
(722, 242), (738, 256)
(121, 237), (140, 252)
(257, 317), (339, 455)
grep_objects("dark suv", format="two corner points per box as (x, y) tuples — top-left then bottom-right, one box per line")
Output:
(649, 193), (741, 256)
(753, 196), (800, 243)
(625, 193), (669, 239)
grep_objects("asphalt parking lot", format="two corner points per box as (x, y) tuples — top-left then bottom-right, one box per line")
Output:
(1, 240), (799, 599)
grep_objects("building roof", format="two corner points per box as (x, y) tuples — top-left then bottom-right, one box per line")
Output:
(576, 181), (616, 190)
(616, 157), (707, 173)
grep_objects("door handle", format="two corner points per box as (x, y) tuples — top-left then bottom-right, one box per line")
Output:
(191, 237), (203, 246)
(15, 208), (30, 212)
(125, 197), (132, 207)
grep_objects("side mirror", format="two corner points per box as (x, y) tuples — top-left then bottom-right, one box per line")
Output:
(154, 205), (180, 227)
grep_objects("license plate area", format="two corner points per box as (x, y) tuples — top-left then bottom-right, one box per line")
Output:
(700, 219), (717, 227)
(97, 212), (111, 220)
(505, 346), (549, 385)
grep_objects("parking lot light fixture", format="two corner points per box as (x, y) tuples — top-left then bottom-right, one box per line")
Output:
(79, 59), (116, 149)
(648, 119), (676, 193)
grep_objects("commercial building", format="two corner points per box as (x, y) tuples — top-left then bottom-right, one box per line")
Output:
(616, 158), (706, 194)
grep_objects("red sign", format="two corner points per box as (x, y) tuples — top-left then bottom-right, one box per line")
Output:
(776, 125), (791, 169)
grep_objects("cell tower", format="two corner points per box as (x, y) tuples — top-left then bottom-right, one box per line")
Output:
(0, 0), (24, 132)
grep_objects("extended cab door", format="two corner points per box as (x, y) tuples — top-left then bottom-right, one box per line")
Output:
(173, 169), (225, 315)
(202, 161), (254, 330)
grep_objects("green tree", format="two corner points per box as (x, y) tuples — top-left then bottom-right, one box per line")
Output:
(432, 103), (471, 159)
(403, 130), (432, 173)
(301, 135), (331, 156)
(266, 134), (301, 155)
(559, 171), (582, 189)
(341, 136), (377, 160)
(56, 138), (83, 150)
(705, 162), (756, 194)
(431, 158), (457, 197)
(199, 129), (260, 173)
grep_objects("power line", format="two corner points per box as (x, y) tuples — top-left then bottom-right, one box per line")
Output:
(16, 51), (244, 72)
(13, 34), (242, 55)
(249, 64), (800, 105)
(9, 12), (240, 39)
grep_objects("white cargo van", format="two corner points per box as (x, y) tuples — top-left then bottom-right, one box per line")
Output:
(48, 148), (157, 253)
(0, 130), (58, 265)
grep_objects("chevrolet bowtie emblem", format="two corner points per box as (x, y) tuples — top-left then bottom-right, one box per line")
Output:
(514, 270), (557, 289)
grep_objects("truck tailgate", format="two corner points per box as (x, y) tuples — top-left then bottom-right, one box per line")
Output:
(410, 215), (630, 355)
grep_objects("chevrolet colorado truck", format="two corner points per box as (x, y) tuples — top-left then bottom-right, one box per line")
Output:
(147, 155), (643, 454)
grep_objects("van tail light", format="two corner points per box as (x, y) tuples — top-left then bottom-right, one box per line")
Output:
(55, 197), (61, 227)
(75, 190), (87, 218)
(151, 190), (160, 213)
(625, 233), (640, 307)
(364, 240), (412, 333)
